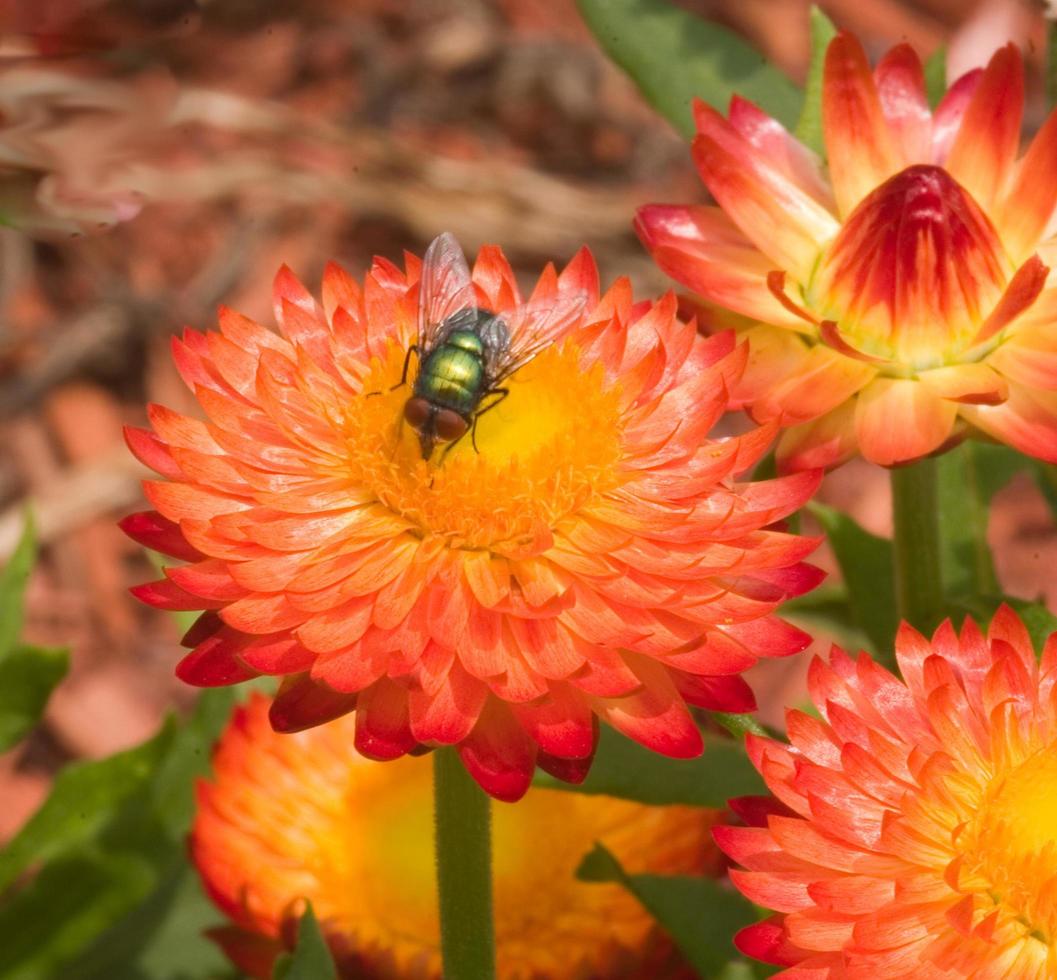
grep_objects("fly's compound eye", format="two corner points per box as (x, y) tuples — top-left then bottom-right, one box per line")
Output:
(434, 409), (469, 442)
(404, 397), (432, 430)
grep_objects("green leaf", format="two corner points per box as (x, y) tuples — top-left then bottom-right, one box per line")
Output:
(924, 46), (947, 107)
(937, 442), (1025, 598)
(0, 515), (36, 659)
(809, 502), (897, 656)
(0, 852), (157, 980)
(0, 644), (69, 751)
(534, 722), (764, 805)
(577, 842), (757, 977)
(575, 0), (801, 138)
(0, 720), (176, 893)
(273, 906), (338, 980)
(951, 594), (1057, 653)
(794, 6), (837, 154)
(785, 586), (872, 652)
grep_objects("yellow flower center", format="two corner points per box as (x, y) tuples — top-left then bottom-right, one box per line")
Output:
(340, 340), (624, 551)
(962, 740), (1057, 945)
(305, 753), (714, 977)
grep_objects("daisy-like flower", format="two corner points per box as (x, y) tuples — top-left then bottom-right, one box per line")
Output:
(715, 607), (1057, 978)
(193, 692), (720, 979)
(122, 235), (821, 801)
(638, 34), (1057, 470)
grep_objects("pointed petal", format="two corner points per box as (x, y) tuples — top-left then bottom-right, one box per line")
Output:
(931, 68), (982, 163)
(995, 109), (1057, 261)
(354, 678), (416, 760)
(268, 673), (357, 732)
(823, 33), (902, 216)
(945, 44), (1024, 210)
(692, 102), (838, 280)
(874, 44), (931, 165)
(962, 386), (1057, 463)
(458, 698), (536, 802)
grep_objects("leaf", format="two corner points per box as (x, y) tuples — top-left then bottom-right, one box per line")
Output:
(785, 586), (872, 652)
(0, 515), (36, 659)
(0, 720), (176, 893)
(937, 442), (1025, 598)
(951, 594), (1057, 654)
(577, 842), (757, 977)
(0, 852), (157, 980)
(0, 644), (69, 751)
(0, 688), (246, 978)
(272, 906), (338, 980)
(809, 502), (897, 657)
(575, 0), (801, 138)
(794, 6), (837, 154)
(534, 722), (764, 805)
(924, 46), (947, 107)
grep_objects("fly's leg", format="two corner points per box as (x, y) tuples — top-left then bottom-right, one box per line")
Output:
(470, 388), (509, 453)
(366, 344), (419, 397)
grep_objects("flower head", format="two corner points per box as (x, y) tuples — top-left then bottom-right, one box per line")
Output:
(123, 236), (821, 800)
(715, 607), (1057, 978)
(638, 34), (1057, 470)
(192, 692), (720, 979)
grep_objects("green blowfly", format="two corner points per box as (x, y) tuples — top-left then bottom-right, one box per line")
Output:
(398, 232), (588, 460)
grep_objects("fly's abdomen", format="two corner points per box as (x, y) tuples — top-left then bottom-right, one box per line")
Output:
(416, 345), (485, 416)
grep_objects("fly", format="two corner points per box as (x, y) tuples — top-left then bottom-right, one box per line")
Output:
(397, 232), (587, 461)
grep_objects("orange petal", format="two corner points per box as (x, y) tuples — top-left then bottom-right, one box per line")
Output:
(752, 345), (876, 425)
(692, 101), (838, 280)
(962, 386), (1057, 463)
(931, 68), (982, 163)
(995, 109), (1057, 261)
(917, 363), (1008, 405)
(822, 33), (902, 217)
(635, 205), (808, 327)
(854, 378), (958, 465)
(776, 403), (859, 474)
(971, 254), (1049, 346)
(874, 44), (931, 165)
(945, 44), (1024, 211)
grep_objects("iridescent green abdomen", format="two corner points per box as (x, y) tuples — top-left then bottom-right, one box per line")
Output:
(415, 329), (487, 416)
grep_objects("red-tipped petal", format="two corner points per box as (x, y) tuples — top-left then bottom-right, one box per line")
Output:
(119, 510), (203, 562)
(354, 678), (416, 761)
(268, 673), (357, 733)
(176, 634), (258, 687)
(458, 699), (536, 802)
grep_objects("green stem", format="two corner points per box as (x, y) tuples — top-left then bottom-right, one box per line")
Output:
(433, 747), (496, 980)
(890, 458), (944, 634)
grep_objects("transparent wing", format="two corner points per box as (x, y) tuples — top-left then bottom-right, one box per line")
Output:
(487, 290), (590, 382)
(417, 232), (477, 351)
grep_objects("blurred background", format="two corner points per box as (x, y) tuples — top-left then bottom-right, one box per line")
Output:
(2, 0), (1056, 842)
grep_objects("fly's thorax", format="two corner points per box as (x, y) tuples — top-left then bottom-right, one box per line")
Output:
(415, 343), (486, 415)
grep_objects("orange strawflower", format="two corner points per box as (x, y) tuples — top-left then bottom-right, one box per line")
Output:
(638, 34), (1057, 470)
(192, 693), (721, 979)
(715, 607), (1057, 978)
(123, 234), (821, 800)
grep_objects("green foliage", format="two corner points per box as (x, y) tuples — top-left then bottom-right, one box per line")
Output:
(575, 0), (801, 138)
(0, 689), (239, 979)
(534, 722), (764, 806)
(0, 516), (69, 751)
(795, 6), (837, 154)
(0, 645), (68, 752)
(809, 501), (897, 656)
(272, 906), (338, 980)
(577, 842), (757, 977)
(0, 515), (36, 658)
(924, 46), (947, 107)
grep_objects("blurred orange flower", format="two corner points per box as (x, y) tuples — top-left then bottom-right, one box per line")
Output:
(123, 236), (821, 800)
(715, 607), (1057, 978)
(639, 34), (1057, 470)
(192, 693), (721, 979)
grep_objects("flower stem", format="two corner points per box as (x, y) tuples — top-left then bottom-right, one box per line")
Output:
(433, 747), (496, 980)
(890, 458), (944, 634)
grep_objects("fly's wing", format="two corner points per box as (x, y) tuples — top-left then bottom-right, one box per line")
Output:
(417, 232), (477, 352)
(487, 290), (590, 382)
